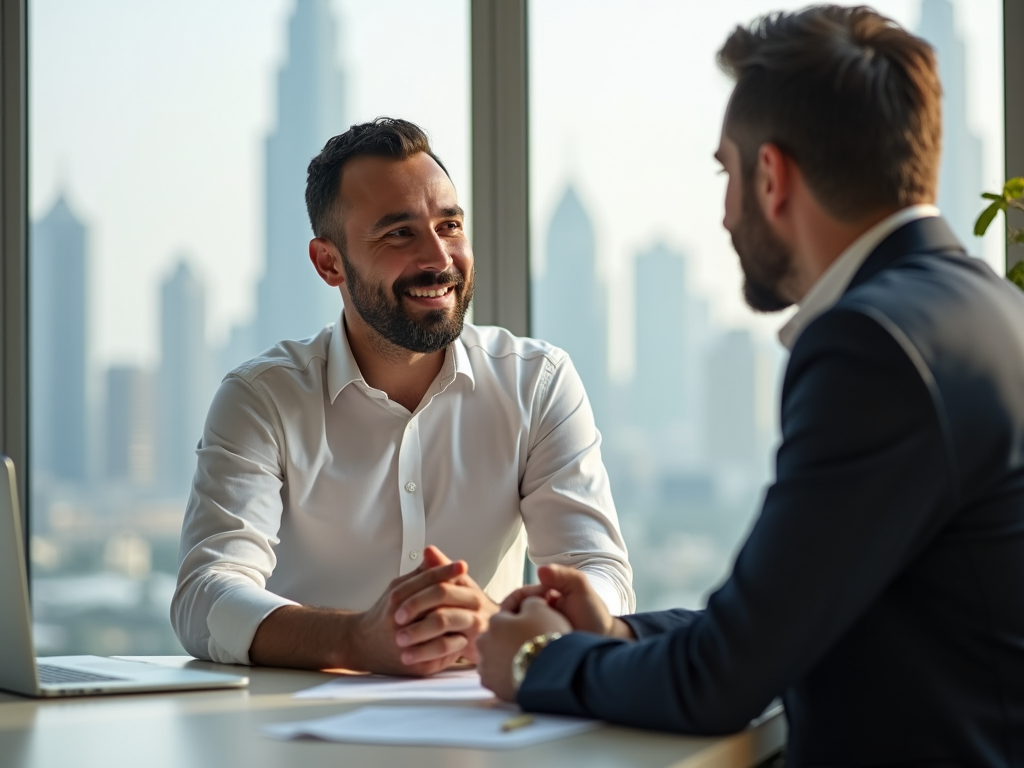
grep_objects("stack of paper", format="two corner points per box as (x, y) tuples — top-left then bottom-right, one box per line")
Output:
(293, 669), (494, 702)
(264, 705), (603, 750)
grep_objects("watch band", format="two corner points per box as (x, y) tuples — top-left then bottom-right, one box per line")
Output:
(511, 631), (563, 693)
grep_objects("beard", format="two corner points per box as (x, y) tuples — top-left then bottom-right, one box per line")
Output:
(341, 252), (474, 354)
(730, 179), (795, 313)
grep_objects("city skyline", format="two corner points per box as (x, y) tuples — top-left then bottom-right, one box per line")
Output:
(24, 0), (1005, 653)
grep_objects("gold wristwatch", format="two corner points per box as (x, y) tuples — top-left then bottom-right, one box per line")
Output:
(511, 631), (562, 693)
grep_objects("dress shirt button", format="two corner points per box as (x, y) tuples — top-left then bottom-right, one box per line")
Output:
(405, 482), (417, 493)
(407, 422), (414, 431)
(409, 550), (419, 560)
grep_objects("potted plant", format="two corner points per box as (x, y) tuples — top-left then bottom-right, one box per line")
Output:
(975, 177), (1024, 289)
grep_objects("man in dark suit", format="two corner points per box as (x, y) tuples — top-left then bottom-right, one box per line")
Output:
(477, 5), (1024, 764)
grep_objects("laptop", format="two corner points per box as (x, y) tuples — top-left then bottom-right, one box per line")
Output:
(0, 455), (249, 697)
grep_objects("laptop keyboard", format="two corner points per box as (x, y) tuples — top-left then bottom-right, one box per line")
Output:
(37, 664), (123, 685)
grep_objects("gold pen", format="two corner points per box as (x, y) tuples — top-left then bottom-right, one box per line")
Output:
(501, 713), (535, 732)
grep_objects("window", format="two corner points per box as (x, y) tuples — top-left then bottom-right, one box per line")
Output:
(528, 0), (1004, 611)
(28, 0), (470, 655)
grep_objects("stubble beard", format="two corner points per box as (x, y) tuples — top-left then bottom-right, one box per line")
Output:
(341, 251), (474, 354)
(731, 178), (796, 314)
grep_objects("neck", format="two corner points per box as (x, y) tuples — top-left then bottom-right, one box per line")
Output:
(343, 310), (446, 412)
(789, 205), (901, 303)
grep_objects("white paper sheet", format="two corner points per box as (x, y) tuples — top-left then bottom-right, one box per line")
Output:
(293, 669), (495, 701)
(263, 705), (603, 749)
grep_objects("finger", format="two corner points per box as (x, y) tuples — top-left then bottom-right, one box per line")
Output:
(405, 650), (467, 678)
(421, 545), (453, 568)
(400, 632), (469, 666)
(499, 584), (549, 613)
(389, 561), (468, 609)
(396, 607), (479, 647)
(395, 582), (484, 627)
(520, 596), (556, 619)
(537, 563), (589, 593)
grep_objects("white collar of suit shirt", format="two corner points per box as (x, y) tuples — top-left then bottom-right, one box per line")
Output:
(777, 204), (941, 351)
(327, 311), (476, 404)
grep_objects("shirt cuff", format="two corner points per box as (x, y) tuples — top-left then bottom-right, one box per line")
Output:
(584, 571), (631, 616)
(206, 583), (299, 665)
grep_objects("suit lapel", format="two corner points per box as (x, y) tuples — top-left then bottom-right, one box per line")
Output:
(847, 216), (965, 293)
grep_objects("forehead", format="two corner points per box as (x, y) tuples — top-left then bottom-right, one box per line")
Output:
(338, 152), (458, 218)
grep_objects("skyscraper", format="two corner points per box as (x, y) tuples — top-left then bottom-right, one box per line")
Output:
(105, 365), (155, 487)
(633, 242), (701, 434)
(533, 185), (610, 429)
(255, 0), (348, 351)
(917, 0), (984, 250)
(31, 194), (89, 484)
(158, 260), (209, 495)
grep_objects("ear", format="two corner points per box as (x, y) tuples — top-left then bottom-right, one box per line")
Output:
(309, 237), (345, 287)
(755, 142), (793, 224)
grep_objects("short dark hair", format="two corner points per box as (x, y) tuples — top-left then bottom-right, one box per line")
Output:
(305, 117), (449, 246)
(718, 5), (941, 220)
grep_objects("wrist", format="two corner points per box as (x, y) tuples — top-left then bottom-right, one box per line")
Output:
(610, 617), (637, 640)
(511, 631), (562, 694)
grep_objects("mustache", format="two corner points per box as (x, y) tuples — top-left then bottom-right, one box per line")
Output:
(393, 270), (465, 295)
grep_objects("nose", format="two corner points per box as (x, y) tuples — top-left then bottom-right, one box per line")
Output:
(418, 230), (453, 272)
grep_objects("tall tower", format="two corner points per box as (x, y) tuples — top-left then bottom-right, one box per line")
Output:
(633, 243), (694, 432)
(105, 366), (156, 487)
(533, 185), (610, 429)
(917, 0), (984, 250)
(31, 194), (89, 484)
(158, 260), (209, 495)
(256, 0), (347, 351)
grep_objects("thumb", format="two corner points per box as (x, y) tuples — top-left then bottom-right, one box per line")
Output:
(422, 545), (453, 568)
(537, 563), (583, 591)
(520, 596), (552, 617)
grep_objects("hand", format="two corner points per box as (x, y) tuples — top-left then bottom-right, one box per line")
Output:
(477, 596), (572, 702)
(349, 551), (474, 676)
(391, 546), (500, 668)
(501, 564), (631, 637)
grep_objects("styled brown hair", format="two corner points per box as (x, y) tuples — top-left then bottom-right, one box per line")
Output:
(718, 5), (941, 220)
(305, 117), (449, 247)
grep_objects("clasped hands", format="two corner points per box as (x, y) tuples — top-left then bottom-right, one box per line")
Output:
(477, 562), (636, 702)
(350, 544), (500, 676)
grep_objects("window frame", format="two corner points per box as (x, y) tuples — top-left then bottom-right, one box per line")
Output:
(0, 0), (1020, 570)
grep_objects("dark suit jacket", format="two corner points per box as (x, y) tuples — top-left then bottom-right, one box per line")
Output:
(518, 217), (1024, 766)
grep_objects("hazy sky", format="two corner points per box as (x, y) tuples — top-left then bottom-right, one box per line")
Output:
(30, 0), (1004, 375)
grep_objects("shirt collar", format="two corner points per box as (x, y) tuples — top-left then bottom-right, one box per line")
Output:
(778, 204), (940, 350)
(327, 312), (364, 403)
(327, 313), (477, 403)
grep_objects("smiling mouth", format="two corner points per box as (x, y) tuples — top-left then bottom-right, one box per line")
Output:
(406, 285), (455, 299)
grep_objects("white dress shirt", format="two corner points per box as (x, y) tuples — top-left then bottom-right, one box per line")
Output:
(171, 319), (635, 664)
(778, 205), (940, 350)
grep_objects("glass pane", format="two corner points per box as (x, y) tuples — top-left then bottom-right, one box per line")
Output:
(529, 0), (1004, 611)
(29, 0), (470, 655)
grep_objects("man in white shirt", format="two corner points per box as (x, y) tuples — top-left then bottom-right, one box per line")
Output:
(171, 117), (634, 675)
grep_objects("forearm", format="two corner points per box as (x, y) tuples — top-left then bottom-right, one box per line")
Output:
(248, 604), (365, 670)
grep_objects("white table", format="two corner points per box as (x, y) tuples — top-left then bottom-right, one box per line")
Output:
(0, 657), (786, 768)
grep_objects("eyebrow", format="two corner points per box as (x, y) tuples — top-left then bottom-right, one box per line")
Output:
(370, 205), (466, 234)
(370, 211), (414, 233)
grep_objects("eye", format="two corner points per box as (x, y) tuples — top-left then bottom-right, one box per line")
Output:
(439, 221), (462, 233)
(387, 227), (412, 238)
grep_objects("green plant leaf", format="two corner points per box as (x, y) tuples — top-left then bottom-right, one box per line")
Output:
(982, 192), (1003, 201)
(974, 200), (1004, 236)
(1007, 260), (1024, 291)
(1005, 177), (1024, 199)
